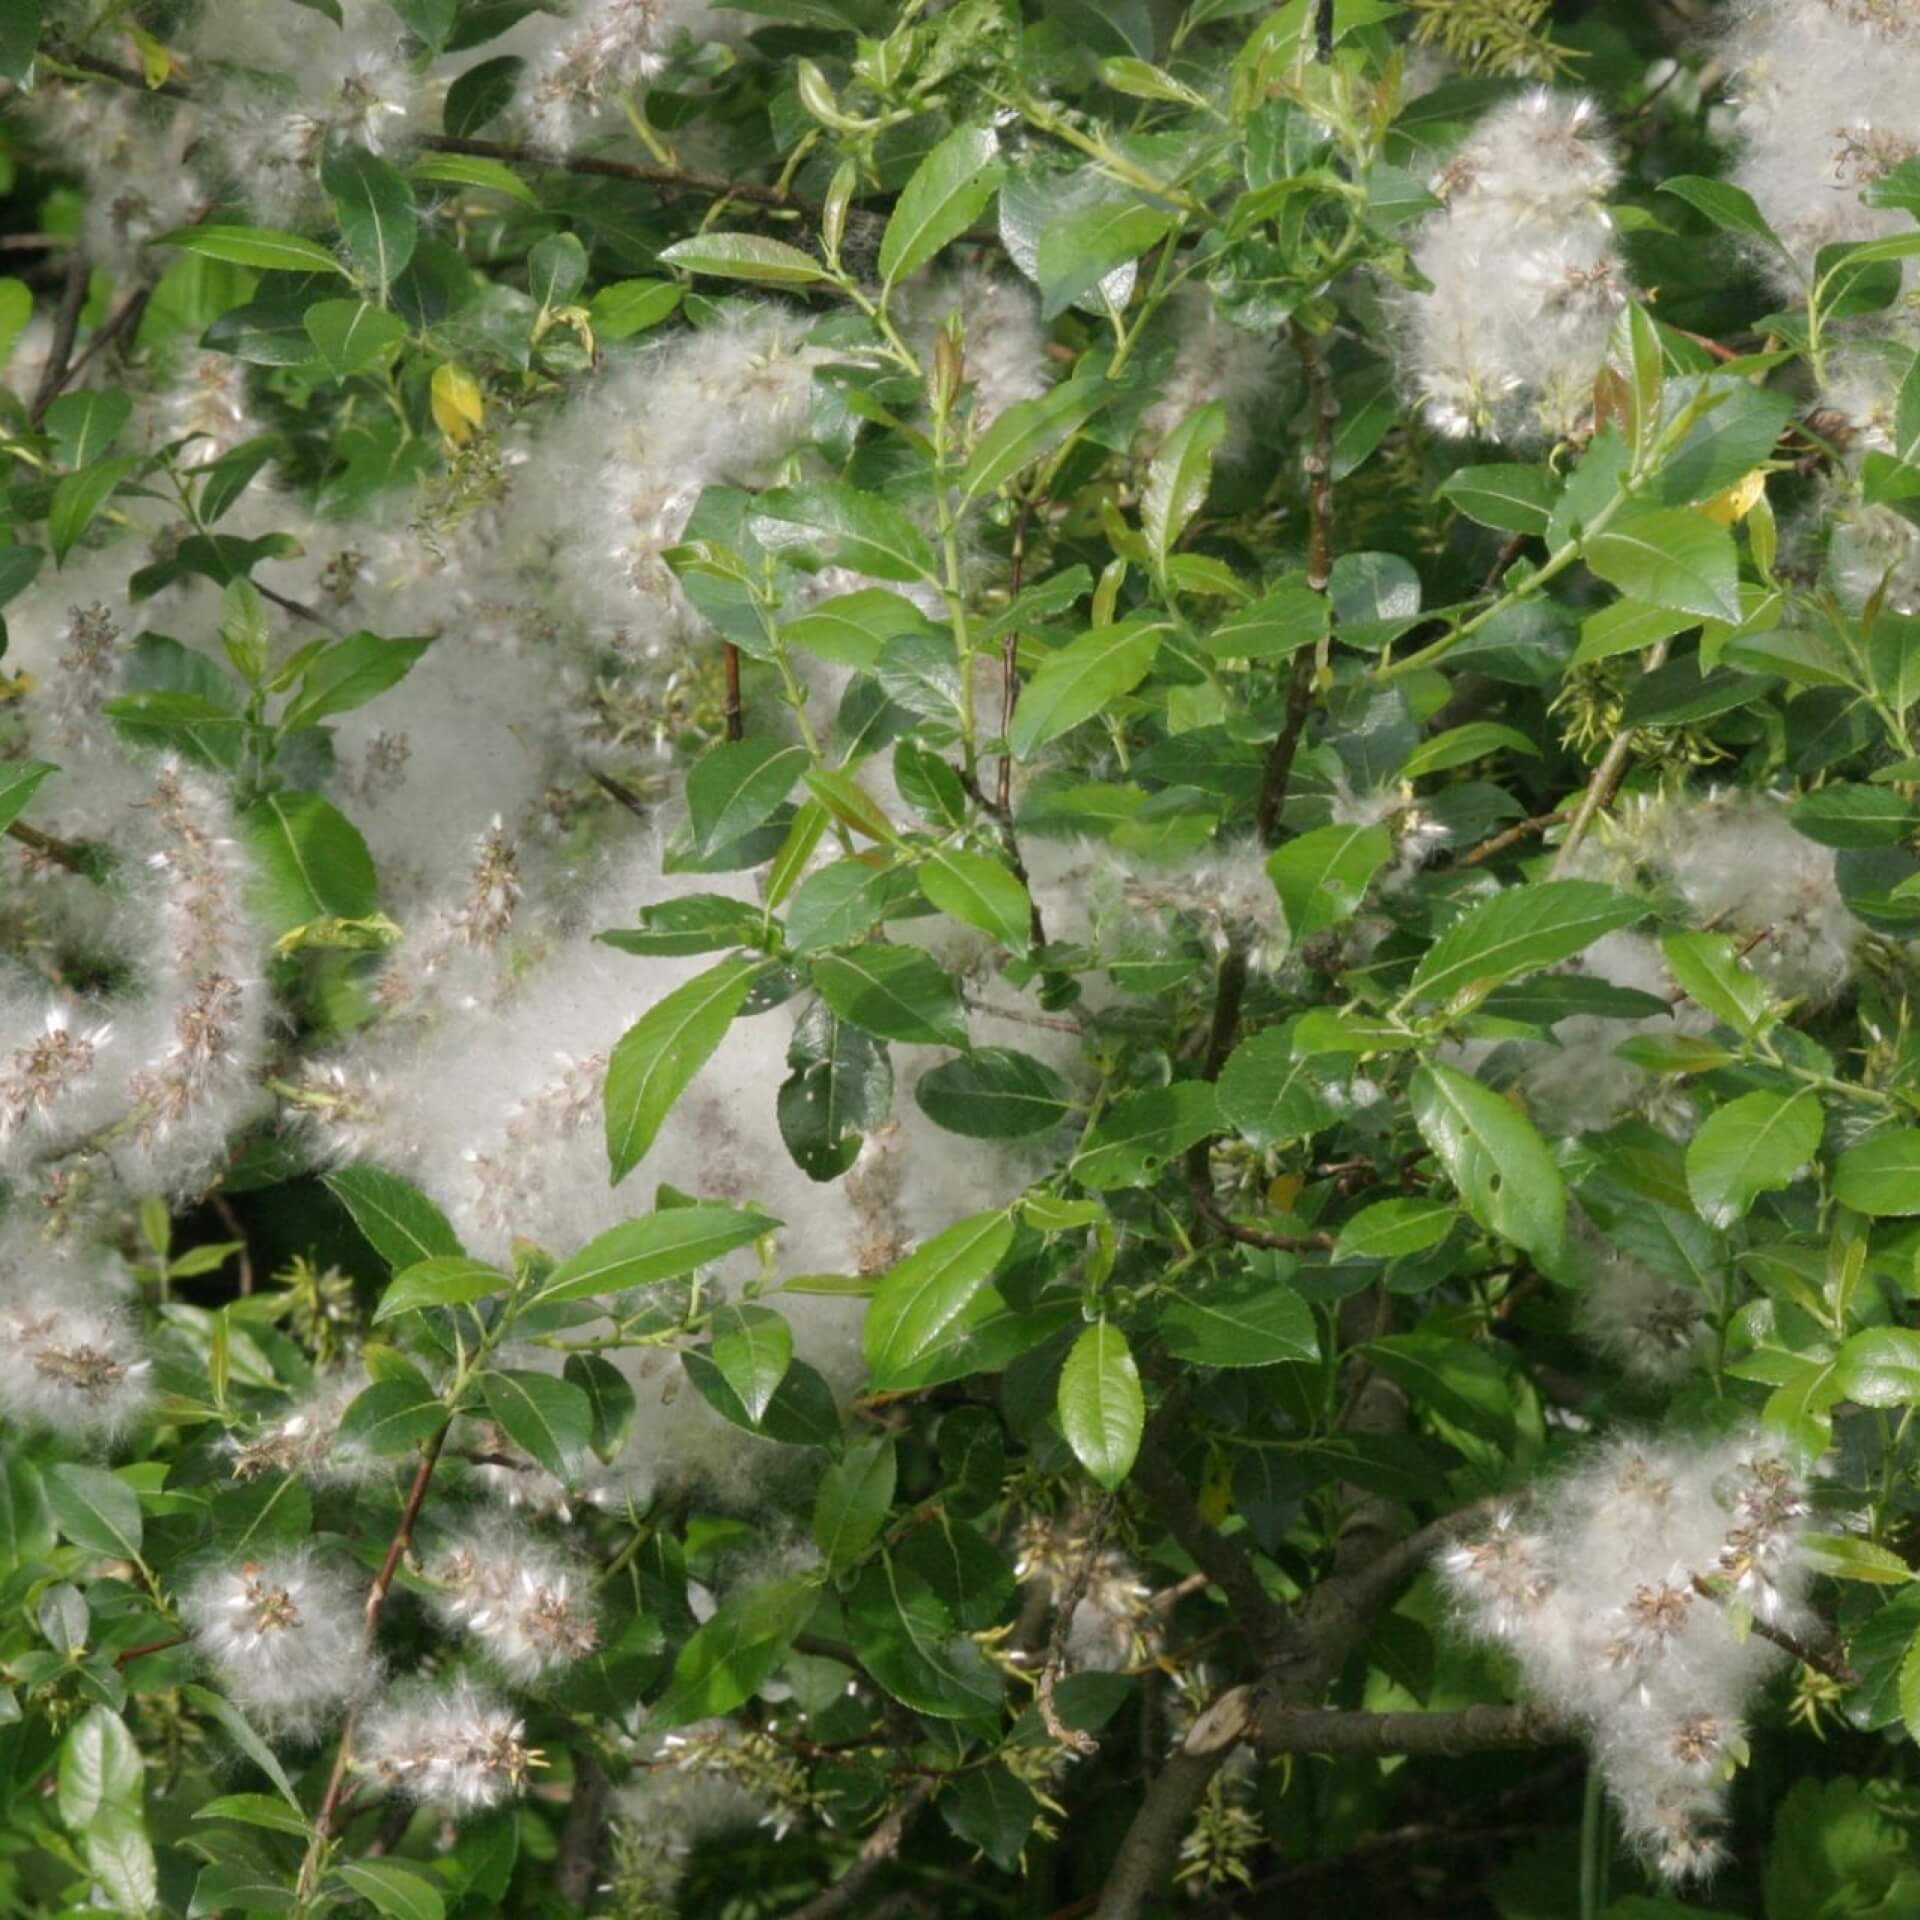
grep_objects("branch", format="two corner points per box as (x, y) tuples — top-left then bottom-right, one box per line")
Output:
(6, 819), (94, 875)
(781, 1779), (936, 1920)
(1454, 810), (1567, 869)
(296, 1421), (452, 1900)
(1551, 638), (1670, 876)
(1689, 1576), (1857, 1685)
(30, 253), (90, 427)
(1254, 1700), (1567, 1759)
(1289, 320), (1338, 593)
(1132, 1408), (1285, 1661)
(554, 1746), (611, 1910)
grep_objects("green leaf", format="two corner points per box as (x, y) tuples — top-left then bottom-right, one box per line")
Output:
(44, 1465), (143, 1560)
(1398, 722), (1540, 780)
(600, 893), (768, 959)
(787, 858), (919, 951)
(372, 1256), (509, 1323)
(1266, 823), (1393, 939)
(50, 456), (139, 564)
(0, 542), (45, 608)
(59, 1705), (142, 1829)
(1195, 583), (1328, 660)
(1799, 1533), (1914, 1584)
(960, 377), (1106, 506)
(1836, 1328), (1920, 1408)
(811, 946), (968, 1047)
(193, 1795), (312, 1838)
(589, 277), (683, 340)
(1408, 881), (1649, 1007)
(1659, 174), (1783, 250)
(649, 1577), (818, 1726)
(480, 1369), (591, 1480)
(240, 791), (378, 930)
(784, 587), (934, 670)
(752, 482), (937, 583)
(155, 224), (347, 275)
(528, 231), (588, 307)
(849, 1561), (1003, 1717)
(1143, 402), (1227, 574)
(182, 1687), (300, 1808)
(322, 144), (419, 298)
(1216, 1024), (1335, 1146)
(1059, 1320), (1144, 1490)
(302, 299), (409, 378)
(1585, 509), (1743, 623)
(865, 1210), (1016, 1387)
(605, 957), (764, 1182)
(779, 1000), (892, 1179)
(1685, 1089), (1822, 1229)
(709, 1306), (794, 1423)
(1409, 1063), (1566, 1261)
(1158, 1273), (1319, 1367)
(1035, 198), (1175, 318)
(444, 53), (522, 137)
(539, 1205), (776, 1305)
(1572, 599), (1699, 667)
(332, 1862), (445, 1920)
(813, 1436), (897, 1571)
(0, 759), (55, 833)
(1008, 616), (1167, 758)
(280, 631), (430, 731)
(1072, 1082), (1218, 1189)
(918, 849), (1032, 949)
(336, 1377), (445, 1456)
(1662, 931), (1771, 1038)
(324, 1166), (464, 1268)
(0, 276), (28, 368)
(1437, 463), (1558, 535)
(46, 390), (132, 469)
(1834, 1130), (1920, 1216)
(659, 233), (828, 286)
(409, 150), (539, 206)
(1791, 783), (1919, 848)
(880, 123), (1005, 287)
(1334, 1197), (1458, 1261)
(688, 738), (809, 855)
(1364, 1333), (1516, 1446)
(566, 1353), (637, 1463)
(915, 1048), (1074, 1139)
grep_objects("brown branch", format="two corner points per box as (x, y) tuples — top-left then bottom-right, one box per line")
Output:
(44, 43), (190, 98)
(1455, 810), (1568, 869)
(1689, 1575), (1857, 1684)
(1552, 637), (1670, 876)
(962, 995), (1085, 1035)
(1034, 1500), (1113, 1755)
(209, 1191), (253, 1296)
(997, 499), (1033, 816)
(114, 1634), (185, 1669)
(30, 253), (91, 427)
(1254, 648), (1318, 850)
(1253, 1699), (1567, 1758)
(1480, 530), (1533, 593)
(57, 283), (152, 394)
(781, 1779), (937, 1920)
(554, 1746), (611, 1909)
(296, 1421), (451, 1901)
(1290, 319), (1338, 593)
(6, 820), (93, 875)
(723, 642), (744, 741)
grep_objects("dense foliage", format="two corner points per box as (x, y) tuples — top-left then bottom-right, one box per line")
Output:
(10, 1), (1920, 1915)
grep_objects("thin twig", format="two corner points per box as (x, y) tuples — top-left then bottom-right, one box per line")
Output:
(1551, 637), (1670, 876)
(1454, 810), (1568, 869)
(1689, 1575), (1857, 1684)
(780, 1779), (937, 1920)
(998, 500), (1033, 816)
(58, 283), (151, 392)
(1290, 318), (1338, 594)
(723, 642), (743, 741)
(962, 995), (1085, 1035)
(6, 820), (93, 875)
(297, 1423), (452, 1900)
(554, 1746), (611, 1909)
(30, 253), (90, 426)
(209, 1191), (253, 1296)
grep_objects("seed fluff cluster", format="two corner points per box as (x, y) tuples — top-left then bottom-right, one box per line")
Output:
(1438, 1431), (1815, 1881)
(1395, 89), (1626, 443)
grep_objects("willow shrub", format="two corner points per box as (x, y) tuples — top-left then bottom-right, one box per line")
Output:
(6, 2), (1920, 1916)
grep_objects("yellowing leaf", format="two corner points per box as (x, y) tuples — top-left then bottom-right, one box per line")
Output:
(1267, 1172), (1305, 1212)
(431, 363), (484, 444)
(127, 25), (175, 88)
(1696, 467), (1767, 526)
